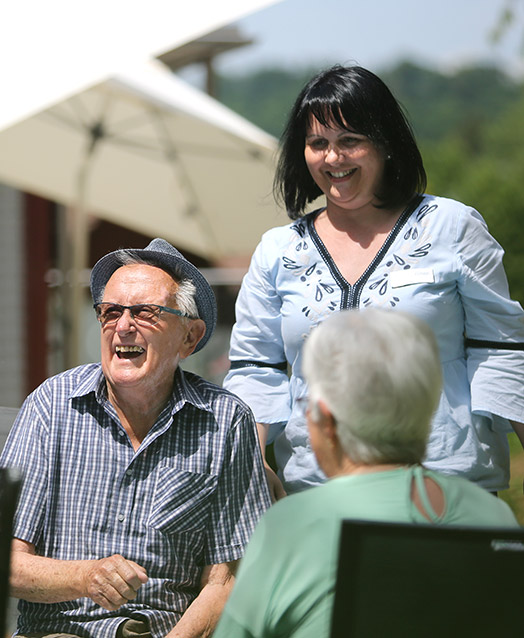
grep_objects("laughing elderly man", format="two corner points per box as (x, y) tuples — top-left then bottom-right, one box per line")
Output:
(1, 239), (271, 638)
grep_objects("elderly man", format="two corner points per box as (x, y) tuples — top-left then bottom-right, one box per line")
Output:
(1, 238), (271, 638)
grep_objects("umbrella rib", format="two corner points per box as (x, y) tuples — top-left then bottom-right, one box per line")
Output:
(45, 106), (264, 163)
(44, 108), (92, 135)
(107, 137), (261, 162)
(149, 109), (222, 254)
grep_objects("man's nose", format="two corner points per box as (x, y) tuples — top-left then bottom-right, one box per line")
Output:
(115, 308), (136, 331)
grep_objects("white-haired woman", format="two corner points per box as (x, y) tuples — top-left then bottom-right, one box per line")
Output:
(214, 309), (518, 638)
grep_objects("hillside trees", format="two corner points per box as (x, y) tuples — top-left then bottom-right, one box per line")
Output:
(423, 88), (524, 303)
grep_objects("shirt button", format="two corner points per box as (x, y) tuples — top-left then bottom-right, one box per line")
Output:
(118, 430), (125, 437)
(118, 514), (125, 522)
(126, 469), (132, 476)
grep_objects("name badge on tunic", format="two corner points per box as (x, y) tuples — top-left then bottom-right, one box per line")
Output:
(390, 268), (435, 288)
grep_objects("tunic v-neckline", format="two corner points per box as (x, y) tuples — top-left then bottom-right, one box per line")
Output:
(306, 198), (420, 309)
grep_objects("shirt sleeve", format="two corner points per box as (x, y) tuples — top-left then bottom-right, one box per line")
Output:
(223, 233), (291, 427)
(213, 495), (334, 638)
(212, 508), (276, 638)
(456, 206), (524, 424)
(203, 399), (271, 565)
(0, 386), (50, 545)
(212, 609), (255, 638)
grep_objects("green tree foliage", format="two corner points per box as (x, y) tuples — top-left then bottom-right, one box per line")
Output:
(217, 66), (325, 138)
(423, 88), (524, 303)
(491, 0), (524, 55)
(382, 62), (521, 143)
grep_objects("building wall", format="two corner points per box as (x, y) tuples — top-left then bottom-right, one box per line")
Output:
(0, 184), (24, 408)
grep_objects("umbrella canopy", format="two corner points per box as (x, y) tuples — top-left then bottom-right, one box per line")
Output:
(0, 59), (282, 259)
(0, 59), (285, 367)
(0, 0), (279, 131)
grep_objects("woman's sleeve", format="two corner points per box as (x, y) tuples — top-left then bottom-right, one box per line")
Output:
(223, 234), (291, 429)
(456, 206), (524, 424)
(212, 510), (274, 638)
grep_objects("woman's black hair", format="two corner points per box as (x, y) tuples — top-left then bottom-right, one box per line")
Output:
(274, 65), (427, 219)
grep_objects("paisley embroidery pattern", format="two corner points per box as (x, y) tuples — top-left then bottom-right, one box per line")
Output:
(362, 203), (436, 306)
(283, 218), (338, 320)
(281, 201), (438, 318)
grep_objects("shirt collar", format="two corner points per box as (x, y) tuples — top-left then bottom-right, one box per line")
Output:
(170, 367), (213, 415)
(68, 363), (213, 415)
(68, 364), (106, 400)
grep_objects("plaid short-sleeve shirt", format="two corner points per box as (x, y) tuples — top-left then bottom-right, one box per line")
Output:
(1, 363), (271, 638)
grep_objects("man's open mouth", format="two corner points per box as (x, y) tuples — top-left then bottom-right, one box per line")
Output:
(115, 345), (145, 359)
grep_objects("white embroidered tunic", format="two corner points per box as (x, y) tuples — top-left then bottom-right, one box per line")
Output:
(224, 195), (524, 493)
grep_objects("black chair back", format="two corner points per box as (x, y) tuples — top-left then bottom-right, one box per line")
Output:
(0, 468), (21, 638)
(331, 519), (524, 638)
(0, 407), (18, 454)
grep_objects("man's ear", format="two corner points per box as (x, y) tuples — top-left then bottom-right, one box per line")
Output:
(180, 319), (206, 359)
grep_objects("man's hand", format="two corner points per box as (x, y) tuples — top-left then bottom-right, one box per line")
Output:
(10, 539), (148, 608)
(264, 463), (287, 503)
(81, 555), (148, 610)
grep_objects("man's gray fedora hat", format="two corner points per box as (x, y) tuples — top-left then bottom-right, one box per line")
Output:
(90, 238), (217, 353)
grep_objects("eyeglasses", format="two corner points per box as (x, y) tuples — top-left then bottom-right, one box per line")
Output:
(94, 302), (193, 327)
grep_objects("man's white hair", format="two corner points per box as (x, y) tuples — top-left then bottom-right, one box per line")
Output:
(302, 308), (442, 465)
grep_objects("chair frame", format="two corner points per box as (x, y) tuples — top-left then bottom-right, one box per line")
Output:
(0, 468), (22, 638)
(331, 518), (524, 638)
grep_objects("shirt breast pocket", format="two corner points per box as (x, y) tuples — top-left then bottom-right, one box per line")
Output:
(147, 467), (218, 535)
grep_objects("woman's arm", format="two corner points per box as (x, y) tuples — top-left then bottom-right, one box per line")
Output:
(257, 422), (287, 503)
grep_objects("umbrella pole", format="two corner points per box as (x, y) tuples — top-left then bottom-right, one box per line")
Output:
(63, 149), (92, 370)
(64, 116), (108, 369)
(65, 205), (89, 369)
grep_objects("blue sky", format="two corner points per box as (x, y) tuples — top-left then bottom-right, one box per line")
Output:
(214, 0), (524, 77)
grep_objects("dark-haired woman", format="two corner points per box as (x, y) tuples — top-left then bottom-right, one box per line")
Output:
(223, 65), (524, 500)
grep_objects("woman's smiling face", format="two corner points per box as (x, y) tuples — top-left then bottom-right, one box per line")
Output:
(304, 116), (386, 215)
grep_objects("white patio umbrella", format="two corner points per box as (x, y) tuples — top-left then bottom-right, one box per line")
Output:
(0, 0), (279, 131)
(0, 60), (283, 365)
(0, 59), (280, 256)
